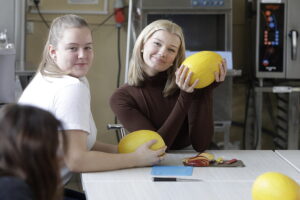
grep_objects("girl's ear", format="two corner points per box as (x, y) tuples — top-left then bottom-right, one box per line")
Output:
(49, 45), (57, 60)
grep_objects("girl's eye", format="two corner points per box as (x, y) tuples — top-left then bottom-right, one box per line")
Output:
(168, 48), (176, 53)
(85, 46), (92, 50)
(69, 47), (77, 51)
(154, 42), (161, 46)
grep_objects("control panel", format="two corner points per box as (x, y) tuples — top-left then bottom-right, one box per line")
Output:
(191, 0), (225, 7)
(258, 3), (284, 73)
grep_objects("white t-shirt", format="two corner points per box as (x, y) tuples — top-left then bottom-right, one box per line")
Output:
(18, 72), (97, 184)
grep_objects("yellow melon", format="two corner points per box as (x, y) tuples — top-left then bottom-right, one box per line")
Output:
(182, 51), (222, 88)
(252, 172), (300, 200)
(118, 130), (166, 153)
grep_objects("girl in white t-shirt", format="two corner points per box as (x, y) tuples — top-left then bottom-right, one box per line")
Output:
(19, 14), (166, 192)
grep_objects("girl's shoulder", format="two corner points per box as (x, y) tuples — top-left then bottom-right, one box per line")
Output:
(43, 74), (90, 92)
(113, 83), (141, 96)
(35, 73), (88, 86)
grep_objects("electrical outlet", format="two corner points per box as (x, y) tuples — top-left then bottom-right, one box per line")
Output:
(26, 22), (34, 34)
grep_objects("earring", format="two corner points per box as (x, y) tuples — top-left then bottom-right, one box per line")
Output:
(141, 49), (144, 53)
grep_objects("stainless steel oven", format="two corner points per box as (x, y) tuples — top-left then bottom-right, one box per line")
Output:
(256, 0), (300, 79)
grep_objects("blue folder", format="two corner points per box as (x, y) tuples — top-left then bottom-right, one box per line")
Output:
(151, 166), (193, 176)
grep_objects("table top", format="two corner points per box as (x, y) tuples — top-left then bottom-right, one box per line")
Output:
(275, 150), (300, 173)
(81, 150), (300, 200)
(83, 180), (253, 200)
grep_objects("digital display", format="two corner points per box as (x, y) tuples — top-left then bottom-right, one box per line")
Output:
(258, 3), (284, 72)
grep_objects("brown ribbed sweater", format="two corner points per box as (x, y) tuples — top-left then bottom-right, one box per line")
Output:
(110, 72), (216, 152)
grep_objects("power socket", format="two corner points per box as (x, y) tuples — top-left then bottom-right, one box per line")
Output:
(26, 22), (34, 34)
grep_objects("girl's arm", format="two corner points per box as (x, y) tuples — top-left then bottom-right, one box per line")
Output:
(91, 140), (118, 153)
(188, 58), (228, 152)
(64, 130), (166, 172)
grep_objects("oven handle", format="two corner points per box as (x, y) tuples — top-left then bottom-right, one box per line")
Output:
(289, 30), (299, 60)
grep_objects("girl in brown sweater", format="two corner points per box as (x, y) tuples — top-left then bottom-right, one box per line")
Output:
(110, 20), (227, 152)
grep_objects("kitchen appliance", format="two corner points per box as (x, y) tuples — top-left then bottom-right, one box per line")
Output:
(244, 0), (300, 150)
(0, 0), (26, 104)
(256, 0), (300, 78)
(0, 48), (16, 103)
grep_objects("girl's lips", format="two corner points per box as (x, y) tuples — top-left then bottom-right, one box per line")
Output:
(75, 63), (87, 66)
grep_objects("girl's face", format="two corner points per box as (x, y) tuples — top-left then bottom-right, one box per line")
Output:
(50, 27), (94, 78)
(142, 30), (181, 76)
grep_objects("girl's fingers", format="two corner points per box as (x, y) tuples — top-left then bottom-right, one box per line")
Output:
(215, 71), (220, 82)
(176, 65), (189, 86)
(190, 79), (199, 88)
(223, 58), (227, 70)
(180, 66), (189, 81)
(184, 71), (193, 86)
(175, 65), (199, 92)
(215, 59), (227, 82)
(219, 63), (225, 76)
(176, 65), (184, 78)
(156, 146), (167, 156)
(221, 59), (227, 76)
(144, 139), (157, 148)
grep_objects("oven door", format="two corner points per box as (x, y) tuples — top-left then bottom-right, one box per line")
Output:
(286, 0), (300, 79)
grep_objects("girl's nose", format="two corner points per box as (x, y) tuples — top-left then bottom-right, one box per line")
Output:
(158, 47), (167, 57)
(78, 49), (86, 58)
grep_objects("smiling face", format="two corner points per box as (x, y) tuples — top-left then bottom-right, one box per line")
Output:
(142, 30), (181, 76)
(49, 27), (94, 78)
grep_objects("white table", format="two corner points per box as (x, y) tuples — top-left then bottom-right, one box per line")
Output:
(83, 181), (253, 200)
(82, 150), (300, 200)
(275, 150), (300, 174)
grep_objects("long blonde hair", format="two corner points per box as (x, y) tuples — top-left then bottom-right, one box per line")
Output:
(37, 14), (90, 77)
(128, 20), (186, 97)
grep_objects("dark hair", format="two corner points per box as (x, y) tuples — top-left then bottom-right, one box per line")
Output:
(0, 104), (68, 200)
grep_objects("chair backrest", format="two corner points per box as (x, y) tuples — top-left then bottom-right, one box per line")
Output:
(107, 123), (128, 142)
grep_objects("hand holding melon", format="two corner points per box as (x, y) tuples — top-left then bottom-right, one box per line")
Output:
(181, 51), (224, 88)
(118, 130), (166, 154)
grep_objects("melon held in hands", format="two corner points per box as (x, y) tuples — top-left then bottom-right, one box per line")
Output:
(182, 51), (222, 88)
(118, 130), (166, 153)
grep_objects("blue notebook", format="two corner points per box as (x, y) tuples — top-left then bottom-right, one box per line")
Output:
(151, 166), (193, 176)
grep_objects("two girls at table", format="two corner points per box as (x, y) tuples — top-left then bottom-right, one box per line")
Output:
(0, 14), (226, 200)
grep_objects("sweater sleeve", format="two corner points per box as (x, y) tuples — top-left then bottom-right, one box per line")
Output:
(110, 87), (157, 130)
(188, 84), (215, 152)
(110, 86), (194, 148)
(156, 90), (195, 147)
